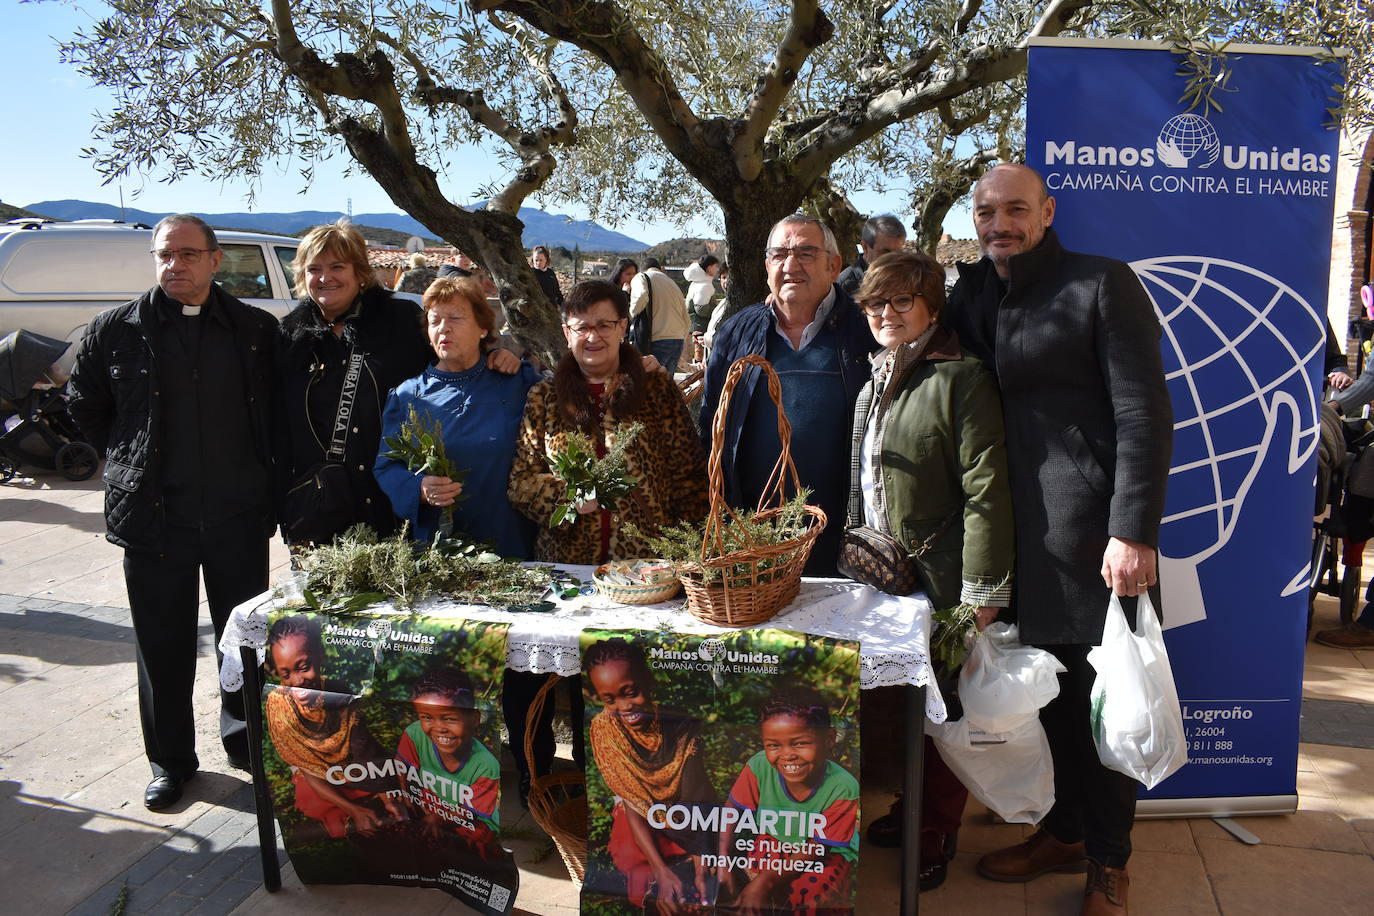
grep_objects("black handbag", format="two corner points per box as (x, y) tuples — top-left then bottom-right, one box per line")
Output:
(837, 509), (959, 596)
(627, 271), (654, 353)
(283, 462), (357, 545)
(282, 348), (365, 544)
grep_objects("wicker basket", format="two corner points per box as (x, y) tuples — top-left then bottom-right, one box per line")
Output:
(678, 354), (826, 627)
(593, 561), (682, 605)
(524, 673), (587, 886)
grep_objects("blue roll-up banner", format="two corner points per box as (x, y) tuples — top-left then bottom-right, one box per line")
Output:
(1027, 39), (1344, 812)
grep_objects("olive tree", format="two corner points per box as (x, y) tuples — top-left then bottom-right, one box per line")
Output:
(60, 0), (1373, 356)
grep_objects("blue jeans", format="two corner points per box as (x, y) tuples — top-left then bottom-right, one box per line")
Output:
(650, 338), (684, 376)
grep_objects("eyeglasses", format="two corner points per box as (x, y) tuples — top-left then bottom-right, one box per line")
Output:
(563, 318), (623, 338)
(150, 247), (215, 264)
(859, 294), (921, 316)
(765, 245), (824, 264)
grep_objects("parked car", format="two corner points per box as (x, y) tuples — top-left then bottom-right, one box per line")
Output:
(0, 219), (303, 377)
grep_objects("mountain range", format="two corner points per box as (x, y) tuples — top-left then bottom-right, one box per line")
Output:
(21, 199), (650, 252)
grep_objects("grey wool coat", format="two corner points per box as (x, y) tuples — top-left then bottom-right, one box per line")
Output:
(944, 229), (1173, 645)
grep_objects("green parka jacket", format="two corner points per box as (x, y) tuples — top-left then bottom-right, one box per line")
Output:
(847, 324), (1015, 610)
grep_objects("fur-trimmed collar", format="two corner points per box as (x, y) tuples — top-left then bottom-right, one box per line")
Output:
(278, 284), (400, 361)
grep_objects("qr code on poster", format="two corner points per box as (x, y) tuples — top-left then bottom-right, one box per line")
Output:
(487, 883), (511, 911)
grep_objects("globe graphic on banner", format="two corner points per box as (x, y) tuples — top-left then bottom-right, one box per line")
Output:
(1131, 256), (1324, 629)
(1156, 113), (1221, 168)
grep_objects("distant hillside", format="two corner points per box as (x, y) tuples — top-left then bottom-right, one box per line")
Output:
(642, 237), (725, 266)
(0, 201), (50, 221)
(25, 199), (649, 251)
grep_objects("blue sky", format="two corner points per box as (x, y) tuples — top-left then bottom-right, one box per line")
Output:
(2, 1), (972, 246)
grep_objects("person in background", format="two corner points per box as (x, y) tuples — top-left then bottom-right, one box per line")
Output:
(702, 261), (731, 356)
(1316, 318), (1374, 650)
(837, 214), (907, 296)
(397, 252), (438, 294)
(684, 255), (720, 368)
(531, 245), (564, 307)
(946, 164), (1172, 916)
(609, 258), (639, 296)
(373, 276), (539, 553)
(699, 213), (877, 575)
(68, 213), (277, 810)
(437, 251), (474, 280)
(683, 255), (720, 331)
(848, 249), (1014, 890)
(1325, 319), (1355, 392)
(629, 258), (691, 376)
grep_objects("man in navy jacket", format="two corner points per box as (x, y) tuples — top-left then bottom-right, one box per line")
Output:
(699, 213), (876, 574)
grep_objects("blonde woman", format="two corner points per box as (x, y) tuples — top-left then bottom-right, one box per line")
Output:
(276, 220), (514, 544)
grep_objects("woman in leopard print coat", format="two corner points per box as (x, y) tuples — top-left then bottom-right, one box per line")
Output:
(508, 280), (708, 565)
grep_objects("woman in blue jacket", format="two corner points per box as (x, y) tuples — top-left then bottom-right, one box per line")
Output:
(374, 275), (538, 555)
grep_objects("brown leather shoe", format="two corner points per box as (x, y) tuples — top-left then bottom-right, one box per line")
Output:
(977, 828), (1087, 882)
(1314, 622), (1374, 649)
(1082, 859), (1128, 914)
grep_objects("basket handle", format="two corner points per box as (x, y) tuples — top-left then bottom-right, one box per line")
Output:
(703, 354), (806, 562)
(523, 672), (563, 770)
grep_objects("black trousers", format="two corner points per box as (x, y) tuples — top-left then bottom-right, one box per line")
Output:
(1035, 642), (1140, 868)
(123, 515), (269, 777)
(502, 671), (585, 781)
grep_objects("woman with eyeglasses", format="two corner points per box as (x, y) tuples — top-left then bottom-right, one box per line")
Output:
(508, 279), (708, 565)
(848, 250), (1015, 890)
(506, 279), (708, 800)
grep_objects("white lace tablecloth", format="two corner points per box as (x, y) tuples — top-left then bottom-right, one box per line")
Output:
(220, 568), (945, 722)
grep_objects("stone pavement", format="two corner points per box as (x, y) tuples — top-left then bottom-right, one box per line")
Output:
(3, 472), (1374, 915)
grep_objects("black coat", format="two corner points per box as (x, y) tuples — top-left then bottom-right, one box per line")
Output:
(68, 286), (278, 550)
(533, 267), (564, 306)
(944, 229), (1173, 644)
(275, 286), (432, 541)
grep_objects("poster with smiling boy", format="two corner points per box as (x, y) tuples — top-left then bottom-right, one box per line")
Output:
(579, 627), (861, 915)
(261, 608), (518, 915)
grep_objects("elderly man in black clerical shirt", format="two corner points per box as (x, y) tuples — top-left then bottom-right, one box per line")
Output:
(69, 214), (278, 810)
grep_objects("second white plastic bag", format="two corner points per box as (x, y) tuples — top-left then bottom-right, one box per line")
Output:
(929, 716), (1055, 824)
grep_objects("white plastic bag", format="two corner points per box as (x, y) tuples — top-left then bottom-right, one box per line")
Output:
(1087, 592), (1188, 789)
(959, 622), (1067, 734)
(928, 716), (1055, 824)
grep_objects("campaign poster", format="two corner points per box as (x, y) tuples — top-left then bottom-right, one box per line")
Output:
(260, 608), (518, 914)
(1027, 39), (1343, 807)
(578, 627), (861, 915)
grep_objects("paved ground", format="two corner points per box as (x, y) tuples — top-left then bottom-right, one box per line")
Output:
(4, 471), (1374, 914)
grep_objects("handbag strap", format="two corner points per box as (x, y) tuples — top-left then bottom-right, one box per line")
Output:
(325, 347), (366, 463)
(642, 270), (655, 328)
(910, 505), (961, 558)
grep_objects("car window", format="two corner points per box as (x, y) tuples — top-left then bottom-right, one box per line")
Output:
(216, 244), (272, 299)
(275, 246), (297, 297)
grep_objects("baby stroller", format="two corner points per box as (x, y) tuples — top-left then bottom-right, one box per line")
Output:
(0, 330), (99, 482)
(1311, 402), (1374, 629)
